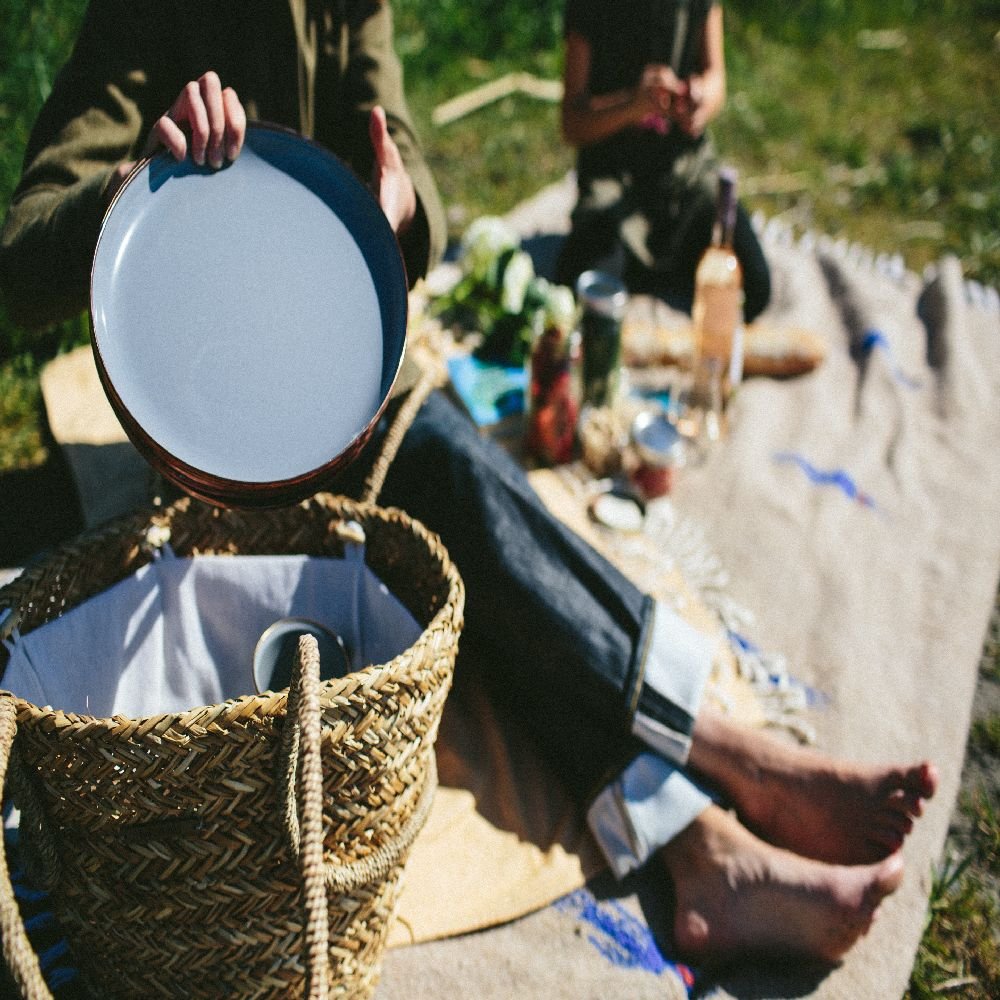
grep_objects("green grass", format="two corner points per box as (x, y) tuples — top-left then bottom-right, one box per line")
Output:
(398, 5), (1000, 285)
(0, 0), (90, 469)
(716, 11), (1000, 282)
(907, 587), (1000, 999)
(0, 355), (45, 468)
(909, 778), (1000, 999)
(402, 49), (570, 238)
(907, 849), (1000, 1000)
(970, 716), (1000, 758)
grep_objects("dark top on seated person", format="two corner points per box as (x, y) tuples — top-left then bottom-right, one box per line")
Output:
(556, 0), (771, 322)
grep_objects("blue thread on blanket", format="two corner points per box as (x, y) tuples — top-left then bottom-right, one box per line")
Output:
(726, 629), (829, 708)
(728, 630), (759, 655)
(554, 888), (694, 991)
(773, 452), (877, 509)
(859, 329), (922, 390)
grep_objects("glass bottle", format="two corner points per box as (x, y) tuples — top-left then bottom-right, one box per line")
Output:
(525, 312), (581, 466)
(576, 270), (627, 410)
(688, 167), (744, 443)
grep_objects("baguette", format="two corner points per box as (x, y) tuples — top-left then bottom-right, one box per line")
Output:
(622, 300), (826, 378)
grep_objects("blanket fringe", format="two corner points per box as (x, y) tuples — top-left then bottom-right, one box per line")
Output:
(639, 499), (818, 744)
(753, 209), (1000, 312)
(551, 466), (815, 742)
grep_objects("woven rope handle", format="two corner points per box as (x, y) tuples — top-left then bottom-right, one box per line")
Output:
(276, 638), (438, 998)
(281, 635), (331, 1000)
(361, 363), (438, 506)
(0, 694), (53, 1000)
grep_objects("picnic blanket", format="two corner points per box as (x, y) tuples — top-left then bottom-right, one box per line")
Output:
(27, 175), (1000, 999)
(376, 177), (1000, 999)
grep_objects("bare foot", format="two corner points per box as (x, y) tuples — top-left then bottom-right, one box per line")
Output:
(663, 804), (905, 964)
(688, 710), (938, 864)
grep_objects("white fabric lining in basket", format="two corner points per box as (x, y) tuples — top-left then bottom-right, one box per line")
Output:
(2, 543), (422, 718)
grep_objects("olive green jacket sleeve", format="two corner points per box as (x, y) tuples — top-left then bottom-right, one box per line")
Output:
(0, 1), (151, 331)
(0, 0), (446, 333)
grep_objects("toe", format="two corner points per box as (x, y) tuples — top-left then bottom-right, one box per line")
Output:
(870, 852), (905, 900)
(917, 761), (939, 798)
(888, 788), (925, 817)
(869, 818), (910, 855)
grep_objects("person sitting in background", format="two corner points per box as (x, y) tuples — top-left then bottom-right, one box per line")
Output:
(556, 0), (771, 323)
(0, 0), (935, 967)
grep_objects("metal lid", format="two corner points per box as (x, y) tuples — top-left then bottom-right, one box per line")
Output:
(631, 410), (685, 467)
(575, 270), (628, 319)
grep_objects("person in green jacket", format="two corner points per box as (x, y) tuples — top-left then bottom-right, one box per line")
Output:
(0, 0), (445, 331)
(0, 0), (938, 973)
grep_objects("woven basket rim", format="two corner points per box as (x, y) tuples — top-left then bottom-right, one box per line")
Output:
(1, 492), (464, 733)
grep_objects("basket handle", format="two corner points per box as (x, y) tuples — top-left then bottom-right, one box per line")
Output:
(280, 634), (331, 1000)
(0, 693), (53, 1000)
(276, 637), (438, 997)
(360, 361), (438, 506)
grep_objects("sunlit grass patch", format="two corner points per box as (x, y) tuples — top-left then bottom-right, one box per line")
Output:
(0, 356), (45, 471)
(906, 850), (1000, 1000)
(970, 717), (1000, 759)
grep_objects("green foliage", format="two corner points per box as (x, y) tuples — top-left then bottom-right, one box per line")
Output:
(907, 849), (1000, 999)
(434, 217), (576, 366)
(1, 0), (90, 362)
(965, 787), (1000, 874)
(394, 0), (562, 79)
(0, 355), (45, 469)
(716, 10), (1000, 284)
(725, 0), (1000, 45)
(970, 715), (1000, 759)
(0, 0), (89, 208)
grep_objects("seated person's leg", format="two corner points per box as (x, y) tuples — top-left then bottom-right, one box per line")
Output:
(352, 391), (936, 965)
(662, 802), (905, 963)
(376, 390), (652, 799)
(733, 206), (770, 323)
(635, 193), (771, 324)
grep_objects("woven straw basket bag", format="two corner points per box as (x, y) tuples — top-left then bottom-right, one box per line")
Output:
(0, 380), (465, 999)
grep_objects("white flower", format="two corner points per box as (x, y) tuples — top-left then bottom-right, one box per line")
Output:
(544, 283), (577, 332)
(461, 216), (519, 280)
(500, 250), (535, 314)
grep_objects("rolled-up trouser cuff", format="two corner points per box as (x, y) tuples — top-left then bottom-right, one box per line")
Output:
(628, 599), (715, 766)
(587, 752), (714, 878)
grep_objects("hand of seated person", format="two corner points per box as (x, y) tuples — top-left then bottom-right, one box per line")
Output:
(368, 105), (417, 237)
(102, 74), (416, 239)
(636, 63), (682, 132)
(671, 73), (720, 138)
(104, 70), (245, 203)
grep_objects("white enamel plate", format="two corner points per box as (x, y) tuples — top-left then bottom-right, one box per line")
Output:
(90, 123), (408, 508)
